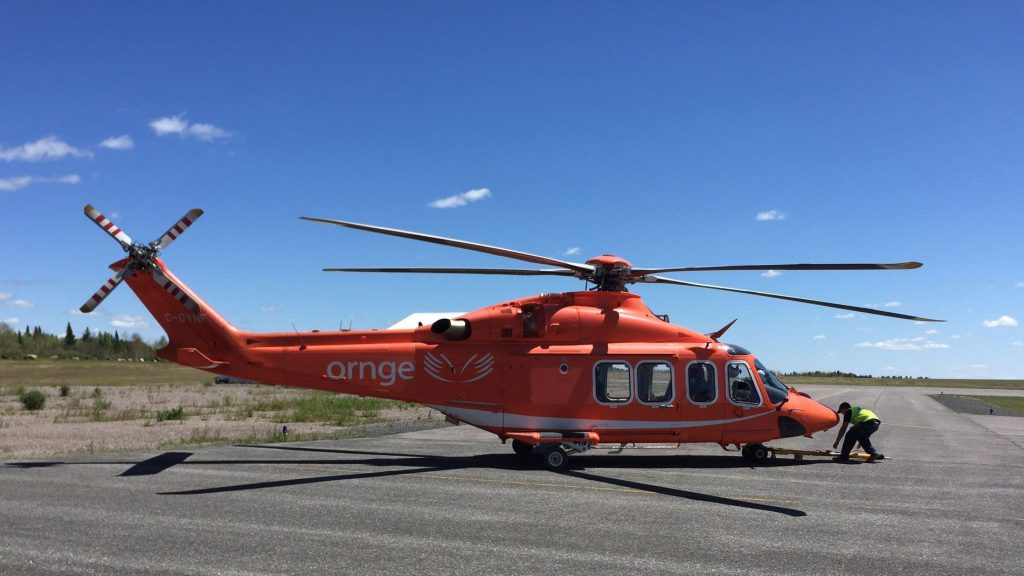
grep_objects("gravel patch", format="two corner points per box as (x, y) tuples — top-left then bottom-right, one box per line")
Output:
(0, 383), (446, 460)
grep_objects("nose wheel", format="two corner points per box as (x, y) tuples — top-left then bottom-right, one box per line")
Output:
(741, 444), (771, 465)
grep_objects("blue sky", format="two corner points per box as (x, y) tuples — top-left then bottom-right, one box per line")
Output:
(1, 2), (1021, 378)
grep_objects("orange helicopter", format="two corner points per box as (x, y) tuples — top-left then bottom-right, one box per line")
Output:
(80, 204), (941, 470)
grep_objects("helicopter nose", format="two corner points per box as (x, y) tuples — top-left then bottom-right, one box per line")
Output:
(777, 393), (840, 438)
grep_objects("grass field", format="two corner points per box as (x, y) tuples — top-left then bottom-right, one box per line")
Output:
(0, 360), (208, 388)
(970, 395), (1024, 413)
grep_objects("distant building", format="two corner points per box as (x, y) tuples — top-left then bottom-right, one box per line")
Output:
(388, 312), (466, 330)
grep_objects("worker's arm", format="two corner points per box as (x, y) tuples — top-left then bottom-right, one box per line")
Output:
(832, 422), (848, 450)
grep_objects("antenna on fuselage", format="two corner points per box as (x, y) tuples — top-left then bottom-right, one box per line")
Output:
(291, 322), (308, 351)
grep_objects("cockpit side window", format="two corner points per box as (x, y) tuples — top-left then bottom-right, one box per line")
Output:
(686, 361), (717, 405)
(727, 361), (761, 406)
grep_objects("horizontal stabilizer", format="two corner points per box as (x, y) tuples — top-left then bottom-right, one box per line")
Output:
(176, 348), (228, 370)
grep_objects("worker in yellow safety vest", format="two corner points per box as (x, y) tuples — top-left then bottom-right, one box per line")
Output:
(832, 402), (884, 462)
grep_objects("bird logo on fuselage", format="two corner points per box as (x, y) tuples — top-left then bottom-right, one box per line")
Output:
(424, 352), (495, 383)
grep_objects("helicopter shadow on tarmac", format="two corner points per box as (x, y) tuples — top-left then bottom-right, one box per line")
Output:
(7, 444), (822, 517)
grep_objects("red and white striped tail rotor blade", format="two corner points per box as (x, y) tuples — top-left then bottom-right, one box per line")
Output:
(84, 204), (133, 249)
(80, 269), (127, 313)
(152, 270), (199, 312)
(153, 209), (204, 250)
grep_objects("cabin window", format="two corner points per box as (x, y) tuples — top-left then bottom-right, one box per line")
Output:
(594, 361), (631, 404)
(727, 361), (761, 406)
(686, 361), (717, 405)
(637, 361), (673, 404)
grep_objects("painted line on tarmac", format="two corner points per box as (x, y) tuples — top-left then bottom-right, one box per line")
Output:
(815, 388), (850, 401)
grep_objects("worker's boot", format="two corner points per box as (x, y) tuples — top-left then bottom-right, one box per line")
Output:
(866, 453), (885, 462)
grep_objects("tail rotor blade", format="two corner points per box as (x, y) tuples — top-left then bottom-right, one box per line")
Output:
(80, 269), (127, 313)
(152, 270), (199, 312)
(84, 204), (133, 249)
(152, 209), (204, 250)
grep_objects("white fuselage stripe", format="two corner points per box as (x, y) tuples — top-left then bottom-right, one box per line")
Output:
(427, 405), (776, 430)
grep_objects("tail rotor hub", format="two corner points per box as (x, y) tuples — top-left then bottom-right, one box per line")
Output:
(80, 204), (204, 313)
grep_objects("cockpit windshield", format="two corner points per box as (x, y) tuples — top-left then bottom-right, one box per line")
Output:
(755, 359), (789, 404)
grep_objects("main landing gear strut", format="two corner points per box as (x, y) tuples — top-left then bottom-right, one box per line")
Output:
(511, 440), (590, 471)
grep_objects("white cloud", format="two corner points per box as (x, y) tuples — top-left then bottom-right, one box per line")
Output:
(0, 136), (92, 162)
(100, 135), (134, 150)
(187, 123), (231, 141)
(563, 247), (581, 256)
(755, 209), (785, 221)
(982, 315), (1018, 328)
(1012, 341), (1023, 347)
(969, 364), (986, 369)
(885, 301), (902, 308)
(0, 176), (32, 191)
(0, 174), (81, 192)
(149, 114), (232, 141)
(149, 115), (188, 135)
(951, 334), (961, 340)
(835, 313), (855, 319)
(883, 366), (897, 372)
(925, 329), (938, 335)
(761, 269), (782, 278)
(855, 338), (949, 351)
(1016, 281), (1024, 288)
(428, 188), (492, 209)
(2, 317), (18, 324)
(812, 334), (826, 340)
(1, 293), (32, 308)
(259, 306), (280, 313)
(110, 314), (148, 328)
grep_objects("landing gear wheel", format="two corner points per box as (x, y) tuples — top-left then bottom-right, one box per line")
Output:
(748, 444), (770, 465)
(740, 445), (753, 461)
(511, 439), (533, 456)
(541, 445), (568, 471)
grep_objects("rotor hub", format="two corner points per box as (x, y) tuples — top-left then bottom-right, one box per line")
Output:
(584, 255), (634, 292)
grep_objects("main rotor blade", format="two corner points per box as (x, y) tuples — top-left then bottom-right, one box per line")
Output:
(648, 275), (943, 322)
(322, 267), (577, 276)
(80, 269), (127, 313)
(633, 262), (922, 275)
(84, 204), (132, 249)
(300, 217), (594, 275)
(152, 208), (204, 250)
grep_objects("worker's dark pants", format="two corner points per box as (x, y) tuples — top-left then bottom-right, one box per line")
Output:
(841, 420), (880, 457)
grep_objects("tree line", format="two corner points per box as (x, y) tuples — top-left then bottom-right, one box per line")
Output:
(0, 322), (167, 361)
(780, 370), (931, 380)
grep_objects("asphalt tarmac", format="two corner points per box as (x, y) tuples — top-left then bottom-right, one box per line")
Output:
(2, 385), (1022, 576)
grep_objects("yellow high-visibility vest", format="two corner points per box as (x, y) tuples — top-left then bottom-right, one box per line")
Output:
(851, 407), (879, 424)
